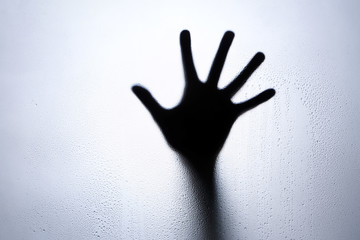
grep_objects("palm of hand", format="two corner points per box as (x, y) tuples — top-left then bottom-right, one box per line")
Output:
(132, 30), (275, 171)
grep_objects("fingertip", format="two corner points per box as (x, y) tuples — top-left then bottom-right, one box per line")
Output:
(131, 85), (149, 98)
(255, 52), (265, 62)
(131, 85), (138, 91)
(181, 29), (190, 35)
(263, 88), (276, 100)
(268, 88), (276, 96)
(131, 85), (142, 94)
(180, 30), (190, 43)
(224, 31), (235, 39)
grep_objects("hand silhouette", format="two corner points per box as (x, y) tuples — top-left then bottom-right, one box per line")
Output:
(132, 30), (275, 172)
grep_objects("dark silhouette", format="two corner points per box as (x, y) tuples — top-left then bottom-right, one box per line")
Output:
(132, 30), (275, 239)
(132, 30), (275, 178)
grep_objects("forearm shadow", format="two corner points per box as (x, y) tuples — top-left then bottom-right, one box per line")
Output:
(179, 154), (222, 239)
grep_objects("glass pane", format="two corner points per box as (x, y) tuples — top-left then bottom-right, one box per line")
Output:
(1, 0), (359, 239)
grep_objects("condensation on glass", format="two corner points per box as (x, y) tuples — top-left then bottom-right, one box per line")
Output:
(0, 0), (359, 239)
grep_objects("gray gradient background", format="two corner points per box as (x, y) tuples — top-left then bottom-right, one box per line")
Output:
(1, 0), (360, 239)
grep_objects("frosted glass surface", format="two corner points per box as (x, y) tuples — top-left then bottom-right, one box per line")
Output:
(1, 0), (359, 239)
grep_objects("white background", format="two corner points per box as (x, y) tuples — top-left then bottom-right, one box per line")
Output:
(1, 0), (359, 239)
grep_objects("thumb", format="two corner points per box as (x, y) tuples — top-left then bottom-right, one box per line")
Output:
(132, 85), (165, 122)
